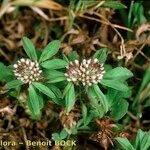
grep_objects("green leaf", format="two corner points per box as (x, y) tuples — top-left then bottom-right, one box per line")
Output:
(65, 83), (76, 113)
(0, 64), (13, 81)
(132, 2), (147, 25)
(107, 88), (132, 108)
(88, 85), (108, 118)
(38, 92), (44, 110)
(84, 114), (94, 127)
(0, 63), (11, 80)
(60, 129), (68, 139)
(28, 85), (41, 120)
(47, 76), (66, 83)
(116, 137), (135, 150)
(103, 1), (127, 9)
(5, 80), (23, 89)
(135, 129), (145, 149)
(101, 79), (129, 91)
(33, 82), (56, 99)
(22, 37), (37, 60)
(63, 54), (70, 63)
(47, 85), (65, 106)
(39, 40), (60, 62)
(93, 84), (108, 112)
(93, 48), (108, 63)
(52, 133), (61, 141)
(45, 70), (65, 78)
(62, 82), (72, 98)
(107, 88), (120, 107)
(82, 103), (87, 125)
(140, 131), (150, 150)
(9, 86), (21, 98)
(45, 70), (66, 83)
(104, 67), (133, 81)
(49, 129), (68, 141)
(48, 85), (62, 98)
(89, 98), (104, 118)
(93, 84), (109, 112)
(111, 99), (129, 120)
(68, 51), (79, 61)
(133, 65), (150, 110)
(41, 59), (68, 69)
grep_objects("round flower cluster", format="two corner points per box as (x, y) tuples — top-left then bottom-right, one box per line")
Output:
(65, 58), (105, 87)
(13, 58), (43, 84)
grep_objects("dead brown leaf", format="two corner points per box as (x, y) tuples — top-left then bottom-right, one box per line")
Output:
(13, 0), (63, 10)
(136, 23), (150, 45)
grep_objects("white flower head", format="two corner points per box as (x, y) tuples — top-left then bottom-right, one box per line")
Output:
(65, 59), (105, 87)
(13, 58), (43, 84)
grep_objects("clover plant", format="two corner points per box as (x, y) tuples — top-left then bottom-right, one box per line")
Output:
(116, 129), (150, 150)
(0, 37), (136, 147)
(1, 37), (67, 119)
